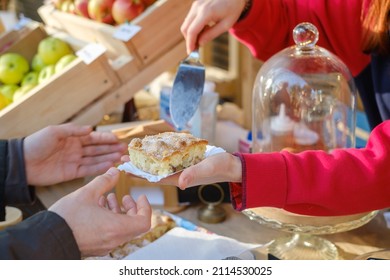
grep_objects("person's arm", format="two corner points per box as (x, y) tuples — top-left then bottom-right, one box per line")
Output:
(160, 120), (390, 216)
(0, 211), (80, 259)
(0, 140), (7, 221)
(5, 138), (35, 205)
(0, 168), (151, 259)
(233, 120), (390, 216)
(231, 0), (370, 76)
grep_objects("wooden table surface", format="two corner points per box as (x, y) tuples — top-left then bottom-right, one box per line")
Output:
(36, 178), (390, 260)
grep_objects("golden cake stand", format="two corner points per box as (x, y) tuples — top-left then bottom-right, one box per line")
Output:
(243, 207), (378, 260)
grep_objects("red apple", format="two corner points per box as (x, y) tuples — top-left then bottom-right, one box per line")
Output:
(112, 0), (145, 25)
(142, 0), (157, 8)
(88, 0), (115, 24)
(75, 0), (90, 18)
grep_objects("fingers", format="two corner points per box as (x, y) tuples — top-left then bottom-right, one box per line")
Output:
(197, 20), (231, 47)
(181, 3), (199, 53)
(80, 151), (123, 166)
(178, 167), (196, 190)
(183, 9), (216, 53)
(82, 142), (127, 157)
(98, 196), (106, 207)
(83, 131), (123, 146)
(158, 172), (181, 186)
(121, 155), (130, 162)
(177, 153), (234, 189)
(77, 160), (118, 178)
(100, 192), (137, 215)
(84, 167), (120, 196)
(107, 193), (121, 213)
(119, 194), (151, 235)
(134, 195), (152, 219)
(122, 195), (137, 215)
(56, 123), (93, 138)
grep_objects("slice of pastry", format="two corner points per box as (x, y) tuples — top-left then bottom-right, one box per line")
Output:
(109, 211), (176, 259)
(128, 132), (208, 176)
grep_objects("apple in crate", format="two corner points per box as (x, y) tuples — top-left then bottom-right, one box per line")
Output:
(88, 0), (115, 24)
(0, 53), (29, 85)
(112, 0), (145, 24)
(0, 84), (19, 103)
(142, 0), (157, 7)
(38, 65), (56, 84)
(61, 0), (76, 13)
(52, 0), (65, 9)
(21, 71), (39, 87)
(0, 92), (9, 110)
(37, 37), (73, 65)
(13, 84), (36, 101)
(31, 54), (47, 73)
(55, 54), (77, 73)
(75, 0), (90, 18)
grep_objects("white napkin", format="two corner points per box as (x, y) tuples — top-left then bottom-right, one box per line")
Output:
(118, 145), (225, 182)
(123, 227), (261, 260)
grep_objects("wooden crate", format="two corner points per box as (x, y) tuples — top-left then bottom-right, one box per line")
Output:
(0, 20), (42, 53)
(0, 23), (120, 139)
(38, 0), (192, 80)
(35, 0), (193, 126)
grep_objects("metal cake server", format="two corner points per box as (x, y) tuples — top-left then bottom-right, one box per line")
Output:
(169, 49), (205, 129)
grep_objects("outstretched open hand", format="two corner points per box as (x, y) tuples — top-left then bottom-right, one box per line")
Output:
(24, 123), (127, 186)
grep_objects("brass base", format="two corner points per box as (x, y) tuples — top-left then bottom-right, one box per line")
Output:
(198, 204), (226, 224)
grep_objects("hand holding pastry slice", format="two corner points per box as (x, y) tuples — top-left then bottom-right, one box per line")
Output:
(160, 152), (243, 190)
(118, 132), (225, 183)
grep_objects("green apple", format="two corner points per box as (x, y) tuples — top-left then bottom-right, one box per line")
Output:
(0, 53), (29, 85)
(0, 84), (19, 103)
(38, 65), (56, 84)
(55, 54), (77, 73)
(31, 54), (47, 73)
(0, 92), (10, 110)
(13, 84), (36, 101)
(21, 71), (39, 87)
(61, 0), (76, 13)
(52, 0), (65, 9)
(37, 36), (73, 65)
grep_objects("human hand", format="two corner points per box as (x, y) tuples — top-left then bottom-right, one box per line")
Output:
(181, 0), (247, 53)
(49, 167), (152, 257)
(121, 152), (242, 190)
(24, 123), (127, 186)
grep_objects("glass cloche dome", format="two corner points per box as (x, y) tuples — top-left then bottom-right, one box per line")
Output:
(245, 22), (377, 260)
(252, 22), (357, 153)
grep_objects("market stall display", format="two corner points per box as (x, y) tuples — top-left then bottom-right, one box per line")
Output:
(0, 21), (120, 138)
(38, 0), (192, 81)
(0, 0), (193, 139)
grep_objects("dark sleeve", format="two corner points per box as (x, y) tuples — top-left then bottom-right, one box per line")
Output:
(0, 211), (81, 259)
(0, 140), (7, 221)
(5, 138), (35, 205)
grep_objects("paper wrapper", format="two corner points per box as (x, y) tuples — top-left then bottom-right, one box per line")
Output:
(123, 226), (261, 260)
(117, 145), (225, 182)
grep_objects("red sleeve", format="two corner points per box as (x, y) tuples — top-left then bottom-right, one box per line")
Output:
(231, 120), (390, 216)
(230, 0), (370, 76)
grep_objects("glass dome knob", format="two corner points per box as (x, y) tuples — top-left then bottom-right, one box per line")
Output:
(293, 22), (319, 50)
